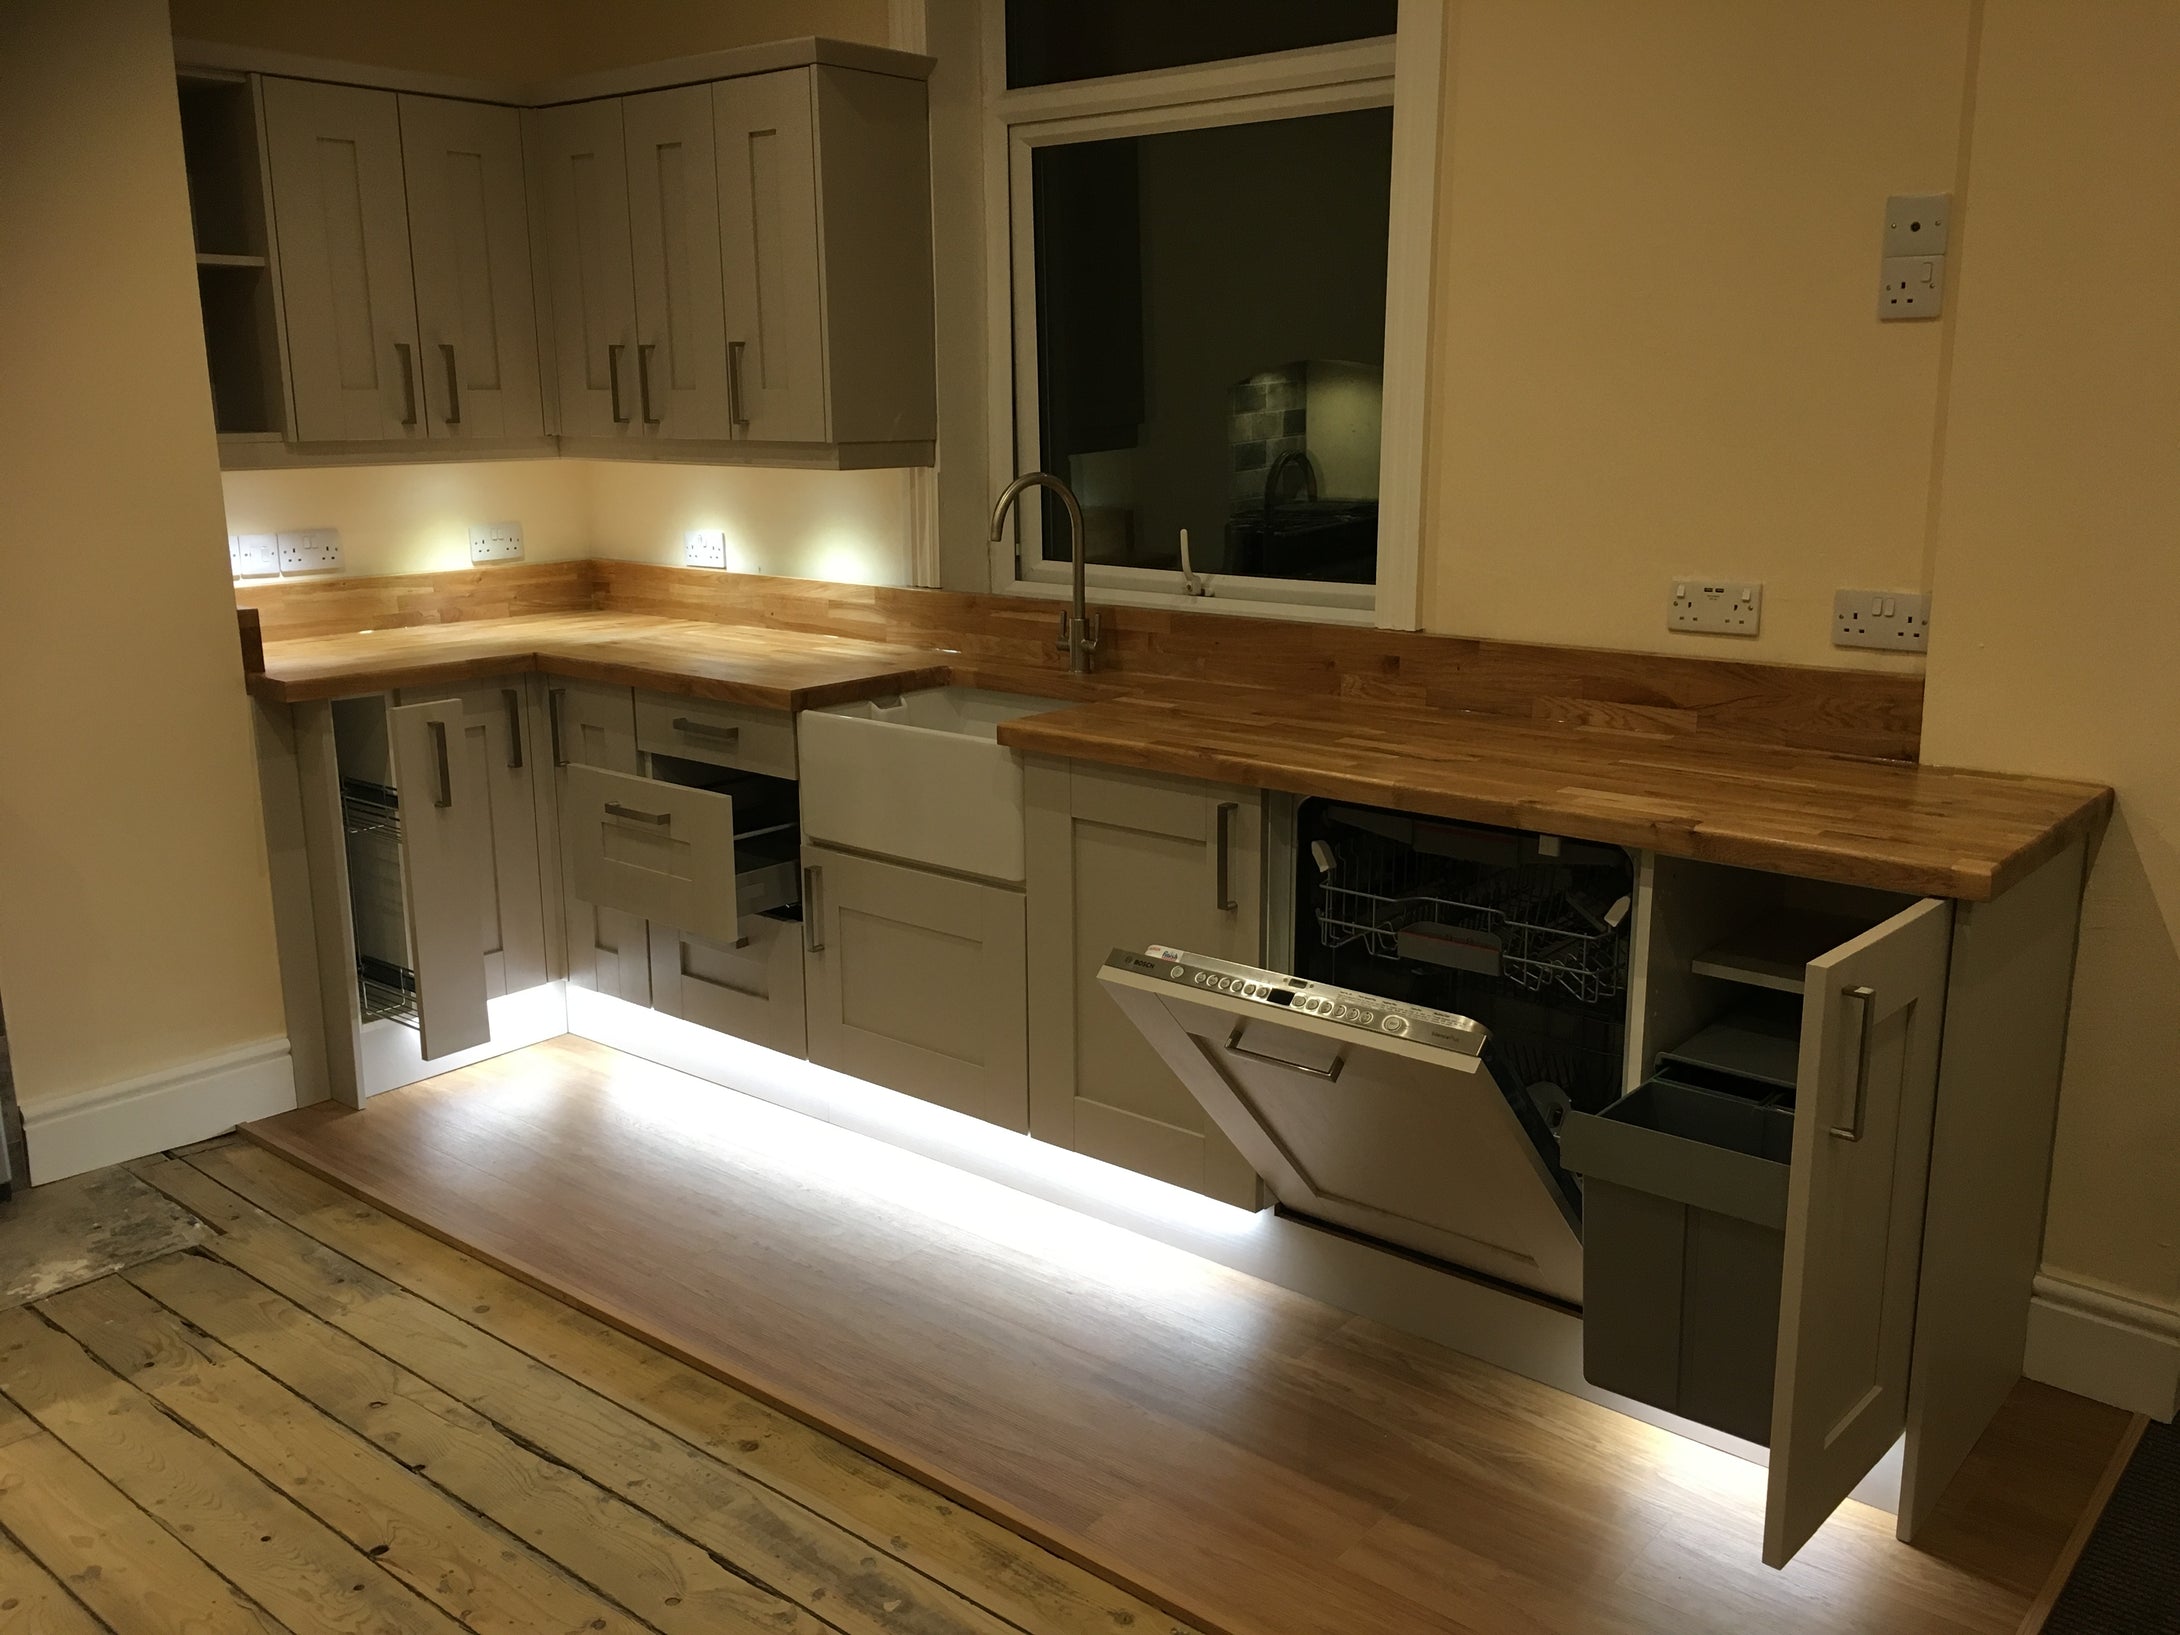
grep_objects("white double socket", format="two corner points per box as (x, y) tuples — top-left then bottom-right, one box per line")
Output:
(684, 529), (728, 569)
(276, 528), (343, 575)
(1833, 589), (1931, 652)
(468, 521), (525, 563)
(1668, 579), (1763, 636)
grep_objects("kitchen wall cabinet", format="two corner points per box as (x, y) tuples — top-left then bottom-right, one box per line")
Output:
(623, 86), (737, 440)
(803, 843), (1028, 1129)
(1023, 759), (1263, 1207)
(530, 99), (640, 441)
(397, 95), (544, 440)
(261, 78), (423, 443)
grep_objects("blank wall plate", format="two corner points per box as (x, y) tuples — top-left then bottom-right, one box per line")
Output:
(276, 528), (342, 575)
(229, 533), (279, 577)
(1883, 194), (1951, 257)
(684, 529), (727, 569)
(468, 521), (524, 563)
(1834, 589), (1931, 652)
(1669, 579), (1762, 636)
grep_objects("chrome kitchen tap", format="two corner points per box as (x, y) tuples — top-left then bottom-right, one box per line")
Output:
(990, 471), (1099, 674)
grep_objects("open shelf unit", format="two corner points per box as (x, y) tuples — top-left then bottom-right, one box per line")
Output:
(176, 68), (289, 438)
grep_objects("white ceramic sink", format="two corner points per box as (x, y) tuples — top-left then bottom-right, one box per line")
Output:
(797, 688), (1055, 882)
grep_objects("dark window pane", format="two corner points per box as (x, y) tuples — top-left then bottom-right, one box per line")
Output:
(1030, 108), (1392, 586)
(1006, 0), (1397, 90)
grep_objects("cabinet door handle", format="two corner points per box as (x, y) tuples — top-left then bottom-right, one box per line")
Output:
(501, 688), (523, 769)
(395, 342), (418, 427)
(1829, 984), (1877, 1142)
(606, 344), (629, 424)
(439, 343), (461, 426)
(727, 339), (749, 434)
(636, 343), (659, 426)
(802, 865), (824, 953)
(1226, 1023), (1343, 1083)
(670, 716), (739, 744)
(428, 719), (452, 808)
(604, 802), (670, 827)
(1214, 801), (1239, 912)
(547, 687), (567, 767)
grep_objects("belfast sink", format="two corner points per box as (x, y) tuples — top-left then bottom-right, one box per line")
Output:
(797, 688), (1056, 882)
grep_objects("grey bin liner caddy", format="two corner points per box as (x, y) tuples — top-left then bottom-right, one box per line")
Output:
(1560, 1076), (1794, 1446)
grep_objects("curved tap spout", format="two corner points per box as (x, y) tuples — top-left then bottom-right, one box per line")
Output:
(990, 471), (1098, 674)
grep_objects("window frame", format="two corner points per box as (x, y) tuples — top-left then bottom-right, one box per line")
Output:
(978, 1), (1445, 627)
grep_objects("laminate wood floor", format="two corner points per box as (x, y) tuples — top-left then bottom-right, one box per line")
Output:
(242, 1037), (2132, 1635)
(0, 1139), (1203, 1635)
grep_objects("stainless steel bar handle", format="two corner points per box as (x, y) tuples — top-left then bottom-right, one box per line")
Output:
(607, 344), (629, 424)
(395, 342), (418, 427)
(1214, 802), (1239, 912)
(439, 343), (461, 426)
(547, 687), (567, 767)
(1226, 1024), (1343, 1082)
(428, 719), (452, 808)
(671, 716), (739, 743)
(636, 343), (660, 426)
(1830, 984), (1878, 1142)
(727, 339), (749, 434)
(604, 802), (670, 827)
(802, 865), (824, 953)
(501, 688), (523, 769)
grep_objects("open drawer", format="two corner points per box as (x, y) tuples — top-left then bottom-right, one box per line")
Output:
(565, 763), (796, 948)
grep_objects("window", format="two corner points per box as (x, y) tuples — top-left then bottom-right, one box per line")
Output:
(987, 2), (1435, 618)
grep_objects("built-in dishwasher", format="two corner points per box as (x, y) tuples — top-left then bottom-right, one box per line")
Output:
(1099, 799), (1633, 1304)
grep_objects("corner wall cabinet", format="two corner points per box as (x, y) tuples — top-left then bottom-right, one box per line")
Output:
(177, 39), (936, 469)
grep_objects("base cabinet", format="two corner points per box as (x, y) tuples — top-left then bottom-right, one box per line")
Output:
(1023, 758), (1263, 1207)
(550, 679), (652, 1005)
(650, 916), (807, 1058)
(802, 843), (1027, 1130)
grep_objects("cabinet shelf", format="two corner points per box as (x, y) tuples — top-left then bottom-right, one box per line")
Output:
(1691, 910), (1872, 995)
(195, 251), (268, 268)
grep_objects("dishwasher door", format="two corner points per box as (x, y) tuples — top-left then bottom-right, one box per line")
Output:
(1100, 947), (1585, 1303)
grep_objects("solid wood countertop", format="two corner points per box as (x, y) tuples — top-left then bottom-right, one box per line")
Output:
(249, 610), (2109, 900)
(994, 693), (2110, 901)
(248, 612), (953, 711)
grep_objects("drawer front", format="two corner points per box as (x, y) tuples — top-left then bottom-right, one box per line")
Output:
(650, 915), (807, 1058)
(566, 764), (741, 945)
(635, 693), (797, 779)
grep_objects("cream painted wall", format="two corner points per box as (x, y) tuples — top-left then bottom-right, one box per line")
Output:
(1922, 1), (2180, 1314)
(168, 0), (888, 83)
(1417, 1), (1972, 668)
(222, 461), (591, 580)
(0, 3), (286, 1101)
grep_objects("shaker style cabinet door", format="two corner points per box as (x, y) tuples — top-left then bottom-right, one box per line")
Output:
(261, 78), (423, 442)
(713, 70), (825, 443)
(1024, 760), (1263, 1207)
(548, 680), (651, 1004)
(385, 698), (491, 1059)
(397, 96), (543, 439)
(622, 85), (734, 439)
(531, 100), (640, 440)
(1763, 897), (1953, 1568)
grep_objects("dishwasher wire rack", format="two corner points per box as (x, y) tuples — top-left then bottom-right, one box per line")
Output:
(1315, 840), (1629, 1005)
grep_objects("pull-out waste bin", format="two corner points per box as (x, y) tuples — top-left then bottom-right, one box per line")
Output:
(1560, 1071), (1792, 1445)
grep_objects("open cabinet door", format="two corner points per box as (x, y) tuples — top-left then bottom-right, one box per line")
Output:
(387, 699), (491, 1061)
(1764, 897), (1952, 1567)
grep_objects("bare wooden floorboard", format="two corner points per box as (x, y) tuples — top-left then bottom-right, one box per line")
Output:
(183, 1141), (1203, 1635)
(37, 1276), (663, 1635)
(237, 1038), (2134, 1635)
(0, 1530), (109, 1635)
(130, 1161), (1041, 1635)
(0, 1308), (461, 1635)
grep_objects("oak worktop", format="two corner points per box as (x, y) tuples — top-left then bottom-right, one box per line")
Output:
(250, 612), (952, 711)
(250, 608), (2108, 901)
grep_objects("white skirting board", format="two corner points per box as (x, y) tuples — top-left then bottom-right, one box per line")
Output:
(565, 987), (1906, 1512)
(2026, 1271), (2180, 1420)
(22, 1036), (297, 1184)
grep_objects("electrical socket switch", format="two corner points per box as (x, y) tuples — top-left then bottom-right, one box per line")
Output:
(276, 528), (343, 575)
(1669, 579), (1763, 636)
(229, 533), (280, 577)
(684, 529), (727, 568)
(1834, 589), (1931, 652)
(1880, 256), (1944, 320)
(468, 521), (524, 563)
